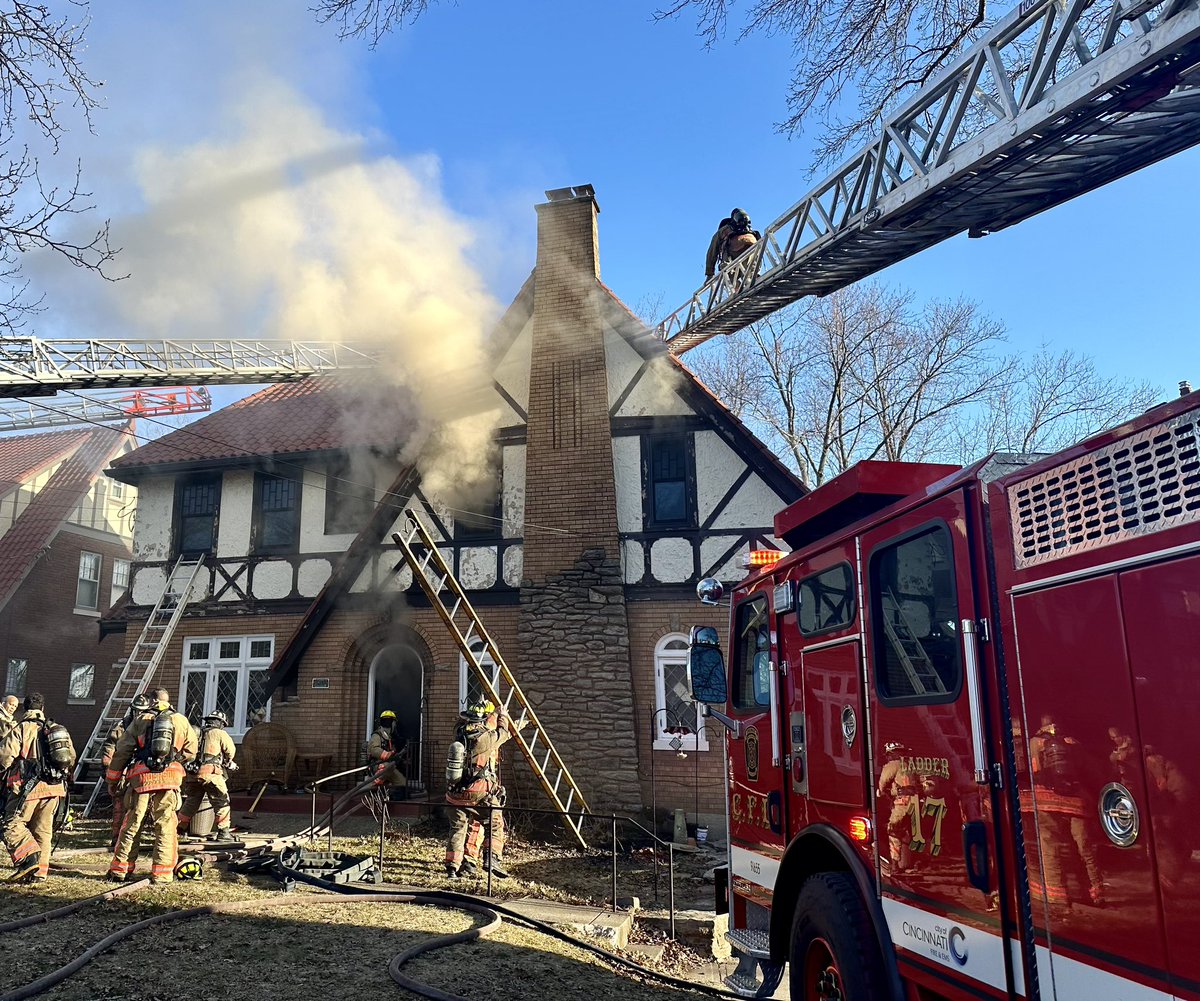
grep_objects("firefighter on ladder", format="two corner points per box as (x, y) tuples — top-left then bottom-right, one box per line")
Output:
(106, 688), (197, 885)
(444, 700), (527, 880)
(177, 709), (238, 842)
(704, 208), (762, 280)
(100, 692), (154, 848)
(1, 693), (76, 882)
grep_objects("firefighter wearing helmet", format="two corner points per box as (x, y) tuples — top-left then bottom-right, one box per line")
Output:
(106, 688), (197, 884)
(443, 699), (527, 879)
(177, 709), (238, 842)
(704, 207), (763, 279)
(100, 692), (155, 848)
(367, 709), (407, 788)
(1, 693), (76, 882)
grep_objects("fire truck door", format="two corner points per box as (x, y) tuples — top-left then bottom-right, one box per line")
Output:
(1012, 574), (1167, 999)
(726, 590), (790, 902)
(1119, 554), (1200, 994)
(864, 491), (1015, 997)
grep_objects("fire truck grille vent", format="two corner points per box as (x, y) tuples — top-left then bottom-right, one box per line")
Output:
(1009, 407), (1200, 569)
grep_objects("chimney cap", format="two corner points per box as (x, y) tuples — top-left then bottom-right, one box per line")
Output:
(543, 184), (598, 208)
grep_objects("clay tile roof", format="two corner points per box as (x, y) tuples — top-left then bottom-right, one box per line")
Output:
(0, 424), (129, 614)
(110, 373), (411, 473)
(0, 427), (93, 494)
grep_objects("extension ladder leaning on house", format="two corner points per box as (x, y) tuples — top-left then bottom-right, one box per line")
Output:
(74, 555), (207, 817)
(391, 512), (591, 848)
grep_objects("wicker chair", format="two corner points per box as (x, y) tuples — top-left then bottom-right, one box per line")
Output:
(237, 721), (297, 792)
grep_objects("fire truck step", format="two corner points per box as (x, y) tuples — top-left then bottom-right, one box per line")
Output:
(726, 926), (771, 959)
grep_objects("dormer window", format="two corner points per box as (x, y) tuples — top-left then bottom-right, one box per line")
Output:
(253, 473), (301, 554)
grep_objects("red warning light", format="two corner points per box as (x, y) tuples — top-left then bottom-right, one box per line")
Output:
(848, 816), (872, 842)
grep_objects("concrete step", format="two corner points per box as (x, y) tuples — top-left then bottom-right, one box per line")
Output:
(638, 908), (730, 960)
(502, 896), (634, 949)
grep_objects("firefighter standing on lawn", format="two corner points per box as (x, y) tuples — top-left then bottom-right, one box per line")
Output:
(1, 693), (76, 882)
(106, 688), (196, 884)
(100, 692), (154, 848)
(177, 710), (238, 842)
(444, 700), (527, 880)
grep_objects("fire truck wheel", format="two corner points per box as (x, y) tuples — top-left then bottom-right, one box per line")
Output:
(790, 872), (887, 1001)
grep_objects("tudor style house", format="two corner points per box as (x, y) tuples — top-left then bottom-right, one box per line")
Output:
(103, 186), (803, 832)
(0, 423), (138, 738)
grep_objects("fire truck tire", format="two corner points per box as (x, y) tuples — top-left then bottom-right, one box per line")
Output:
(789, 872), (887, 1001)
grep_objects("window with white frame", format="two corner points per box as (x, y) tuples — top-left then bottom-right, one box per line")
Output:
(68, 663), (95, 703)
(110, 479), (126, 500)
(5, 658), (28, 697)
(179, 635), (274, 736)
(76, 552), (101, 609)
(458, 641), (500, 711)
(653, 634), (708, 751)
(111, 559), (131, 601)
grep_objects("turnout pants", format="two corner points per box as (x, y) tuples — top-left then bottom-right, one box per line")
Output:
(109, 789), (181, 883)
(445, 799), (504, 868)
(107, 780), (126, 845)
(178, 775), (231, 832)
(4, 794), (58, 878)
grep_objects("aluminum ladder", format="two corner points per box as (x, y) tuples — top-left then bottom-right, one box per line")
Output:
(880, 588), (947, 696)
(391, 511), (591, 848)
(76, 555), (206, 816)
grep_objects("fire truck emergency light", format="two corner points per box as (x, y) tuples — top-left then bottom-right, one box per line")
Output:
(744, 549), (783, 570)
(848, 816), (872, 842)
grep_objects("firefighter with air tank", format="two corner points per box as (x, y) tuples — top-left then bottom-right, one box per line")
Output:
(177, 709), (238, 842)
(100, 692), (154, 848)
(107, 687), (197, 885)
(367, 708), (408, 789)
(1, 693), (76, 882)
(444, 699), (527, 880)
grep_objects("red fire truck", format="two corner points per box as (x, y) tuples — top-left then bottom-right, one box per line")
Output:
(688, 389), (1200, 1001)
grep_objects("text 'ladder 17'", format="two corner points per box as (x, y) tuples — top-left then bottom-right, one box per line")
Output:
(391, 512), (591, 848)
(77, 555), (206, 817)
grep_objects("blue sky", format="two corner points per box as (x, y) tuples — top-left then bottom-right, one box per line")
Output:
(24, 0), (1200, 424)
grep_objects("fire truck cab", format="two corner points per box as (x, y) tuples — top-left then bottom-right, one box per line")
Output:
(689, 391), (1200, 1001)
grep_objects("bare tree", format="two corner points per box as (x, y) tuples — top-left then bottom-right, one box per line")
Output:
(655, 0), (997, 167)
(311, 0), (436, 45)
(962, 344), (1160, 455)
(695, 284), (1157, 487)
(0, 2), (120, 330)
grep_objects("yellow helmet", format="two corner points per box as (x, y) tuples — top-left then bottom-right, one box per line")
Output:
(174, 857), (204, 880)
(465, 700), (496, 721)
(378, 710), (397, 722)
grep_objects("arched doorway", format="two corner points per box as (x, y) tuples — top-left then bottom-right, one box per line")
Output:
(366, 643), (425, 776)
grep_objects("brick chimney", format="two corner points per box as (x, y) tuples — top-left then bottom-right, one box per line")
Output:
(517, 186), (642, 813)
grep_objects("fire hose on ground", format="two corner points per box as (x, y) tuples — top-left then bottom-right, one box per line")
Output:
(1, 780), (743, 1001)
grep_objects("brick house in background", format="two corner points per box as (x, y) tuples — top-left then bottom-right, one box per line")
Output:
(103, 186), (803, 834)
(0, 423), (138, 739)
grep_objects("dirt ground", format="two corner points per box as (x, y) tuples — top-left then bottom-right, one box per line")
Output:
(1, 818), (730, 1001)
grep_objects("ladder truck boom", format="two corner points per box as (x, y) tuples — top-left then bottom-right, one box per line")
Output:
(0, 337), (380, 397)
(657, 0), (1200, 354)
(0, 386), (212, 433)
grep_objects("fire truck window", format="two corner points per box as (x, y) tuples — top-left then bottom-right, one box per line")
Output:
(798, 563), (855, 635)
(732, 596), (771, 709)
(871, 526), (962, 702)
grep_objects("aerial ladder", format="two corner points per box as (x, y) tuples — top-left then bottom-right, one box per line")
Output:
(0, 386), (212, 433)
(657, 0), (1200, 353)
(391, 511), (592, 848)
(0, 337), (380, 397)
(75, 556), (207, 817)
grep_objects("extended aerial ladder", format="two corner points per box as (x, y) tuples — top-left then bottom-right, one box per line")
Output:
(391, 512), (591, 848)
(0, 386), (212, 433)
(0, 337), (380, 397)
(658, 0), (1200, 353)
(75, 556), (207, 817)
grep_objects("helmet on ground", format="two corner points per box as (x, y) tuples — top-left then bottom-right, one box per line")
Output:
(463, 700), (496, 722)
(174, 857), (204, 881)
(204, 710), (229, 728)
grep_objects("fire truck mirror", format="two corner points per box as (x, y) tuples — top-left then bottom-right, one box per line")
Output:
(696, 577), (725, 605)
(688, 645), (728, 704)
